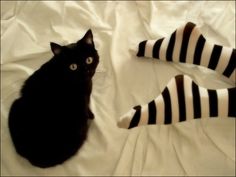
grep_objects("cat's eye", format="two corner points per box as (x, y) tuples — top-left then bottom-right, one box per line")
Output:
(86, 57), (93, 64)
(69, 63), (78, 71)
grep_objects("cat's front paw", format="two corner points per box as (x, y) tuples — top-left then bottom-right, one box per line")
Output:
(88, 110), (94, 119)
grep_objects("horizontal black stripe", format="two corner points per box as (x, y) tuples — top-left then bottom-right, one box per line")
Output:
(180, 22), (195, 63)
(162, 87), (172, 124)
(166, 30), (176, 61)
(137, 41), (147, 57)
(192, 81), (201, 118)
(153, 38), (164, 59)
(223, 49), (236, 77)
(175, 75), (186, 121)
(148, 100), (156, 124)
(128, 105), (141, 129)
(208, 45), (222, 70)
(228, 88), (236, 117)
(208, 89), (218, 117)
(193, 35), (206, 65)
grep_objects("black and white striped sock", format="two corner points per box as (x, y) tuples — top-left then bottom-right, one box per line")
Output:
(137, 22), (236, 83)
(118, 75), (236, 129)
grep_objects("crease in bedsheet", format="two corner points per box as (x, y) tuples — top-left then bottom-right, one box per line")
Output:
(1, 51), (51, 65)
(171, 63), (231, 87)
(140, 125), (177, 176)
(1, 1), (27, 21)
(145, 126), (174, 175)
(112, 128), (147, 176)
(1, 63), (33, 75)
(130, 128), (145, 176)
(111, 131), (130, 175)
(108, 8), (126, 111)
(170, 126), (188, 176)
(136, 1), (186, 37)
(16, 19), (37, 42)
(112, 131), (133, 175)
(1, 23), (50, 64)
(140, 126), (172, 176)
(49, 23), (68, 44)
(151, 61), (163, 93)
(16, 18), (64, 46)
(75, 1), (108, 26)
(70, 2), (101, 23)
(140, 127), (149, 175)
(200, 121), (235, 162)
(1, 2), (16, 21)
(65, 1), (113, 31)
(1, 77), (25, 98)
(1, 17), (16, 38)
(201, 22), (235, 48)
(197, 2), (235, 47)
(141, 127), (160, 176)
(138, 125), (190, 175)
(135, 1), (157, 39)
(169, 120), (236, 175)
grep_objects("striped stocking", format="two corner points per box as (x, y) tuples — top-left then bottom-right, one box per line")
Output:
(137, 22), (236, 83)
(118, 75), (235, 129)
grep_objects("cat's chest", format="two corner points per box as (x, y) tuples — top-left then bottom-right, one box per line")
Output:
(23, 71), (91, 107)
(47, 87), (86, 104)
(35, 88), (87, 117)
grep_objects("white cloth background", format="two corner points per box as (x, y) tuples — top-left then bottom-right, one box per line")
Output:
(1, 1), (235, 176)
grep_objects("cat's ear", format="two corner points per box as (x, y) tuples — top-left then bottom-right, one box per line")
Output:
(80, 29), (94, 46)
(50, 42), (62, 55)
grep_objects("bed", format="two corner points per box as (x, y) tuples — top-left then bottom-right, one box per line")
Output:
(1, 1), (235, 176)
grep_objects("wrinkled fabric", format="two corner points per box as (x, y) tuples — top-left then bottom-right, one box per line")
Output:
(1, 1), (235, 176)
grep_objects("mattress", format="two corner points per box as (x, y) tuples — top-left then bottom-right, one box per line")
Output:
(1, 1), (235, 176)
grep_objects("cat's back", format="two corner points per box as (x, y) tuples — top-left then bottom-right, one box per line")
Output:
(9, 60), (83, 126)
(8, 62), (86, 167)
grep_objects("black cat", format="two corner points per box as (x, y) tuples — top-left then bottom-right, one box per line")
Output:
(8, 30), (99, 168)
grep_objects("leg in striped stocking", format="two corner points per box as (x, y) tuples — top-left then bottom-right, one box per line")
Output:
(137, 22), (236, 83)
(118, 75), (235, 129)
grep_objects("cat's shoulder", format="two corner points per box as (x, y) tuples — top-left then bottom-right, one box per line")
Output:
(20, 60), (56, 96)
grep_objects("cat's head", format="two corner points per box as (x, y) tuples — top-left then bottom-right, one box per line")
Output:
(50, 30), (99, 81)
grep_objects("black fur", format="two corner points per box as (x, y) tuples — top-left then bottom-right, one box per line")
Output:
(8, 30), (99, 168)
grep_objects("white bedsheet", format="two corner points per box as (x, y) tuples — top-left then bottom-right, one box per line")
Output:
(1, 1), (235, 176)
